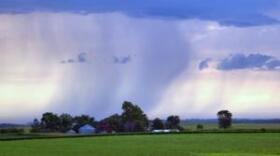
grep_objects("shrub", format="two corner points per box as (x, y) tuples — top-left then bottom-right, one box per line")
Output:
(196, 124), (204, 130)
(0, 128), (24, 134)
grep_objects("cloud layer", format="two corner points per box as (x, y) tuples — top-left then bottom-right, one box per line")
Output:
(0, 0), (280, 27)
(200, 53), (280, 71)
(113, 56), (132, 64)
(61, 52), (87, 64)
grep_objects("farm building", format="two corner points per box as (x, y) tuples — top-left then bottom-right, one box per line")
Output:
(152, 129), (180, 133)
(66, 129), (76, 134)
(78, 124), (96, 134)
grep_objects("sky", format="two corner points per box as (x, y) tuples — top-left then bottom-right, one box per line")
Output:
(1, 0), (280, 123)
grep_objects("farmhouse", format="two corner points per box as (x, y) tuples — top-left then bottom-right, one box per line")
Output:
(78, 124), (96, 134)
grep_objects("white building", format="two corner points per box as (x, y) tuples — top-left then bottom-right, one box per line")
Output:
(152, 129), (180, 133)
(78, 124), (96, 134)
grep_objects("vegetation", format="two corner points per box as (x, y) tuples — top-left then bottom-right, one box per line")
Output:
(31, 101), (153, 133)
(121, 101), (149, 132)
(0, 128), (24, 134)
(98, 114), (123, 133)
(166, 115), (181, 129)
(151, 118), (164, 130)
(25, 101), (277, 137)
(217, 110), (232, 129)
(31, 113), (96, 133)
(196, 124), (204, 130)
(72, 115), (96, 132)
(0, 133), (279, 156)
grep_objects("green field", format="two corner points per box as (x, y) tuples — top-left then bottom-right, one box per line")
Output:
(184, 123), (280, 130)
(0, 133), (280, 156)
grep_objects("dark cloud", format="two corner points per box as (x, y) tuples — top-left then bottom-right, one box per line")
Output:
(199, 53), (280, 71)
(266, 60), (280, 69)
(199, 58), (211, 70)
(78, 52), (87, 63)
(61, 52), (87, 64)
(67, 59), (75, 63)
(113, 56), (131, 64)
(0, 0), (279, 27)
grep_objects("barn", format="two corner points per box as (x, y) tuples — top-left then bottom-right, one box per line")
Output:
(78, 124), (96, 134)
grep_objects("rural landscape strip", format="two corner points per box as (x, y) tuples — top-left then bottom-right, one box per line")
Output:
(1, 129), (280, 141)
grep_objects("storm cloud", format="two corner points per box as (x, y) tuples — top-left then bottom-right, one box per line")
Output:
(199, 58), (212, 70)
(113, 56), (132, 64)
(0, 0), (280, 27)
(199, 53), (280, 71)
(1, 1), (280, 122)
(61, 52), (87, 64)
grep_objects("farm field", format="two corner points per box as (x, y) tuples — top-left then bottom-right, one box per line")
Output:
(0, 133), (280, 156)
(183, 123), (280, 130)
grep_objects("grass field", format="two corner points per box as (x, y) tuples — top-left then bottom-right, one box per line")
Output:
(0, 133), (280, 156)
(184, 123), (280, 130)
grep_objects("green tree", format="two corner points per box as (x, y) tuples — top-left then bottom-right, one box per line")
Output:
(40, 112), (60, 132)
(166, 115), (180, 129)
(217, 110), (232, 129)
(121, 101), (149, 132)
(101, 114), (123, 132)
(152, 118), (164, 130)
(196, 124), (204, 130)
(59, 113), (73, 132)
(31, 118), (41, 132)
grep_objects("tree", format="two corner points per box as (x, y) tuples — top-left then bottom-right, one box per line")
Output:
(31, 118), (41, 132)
(121, 101), (149, 132)
(40, 112), (61, 132)
(217, 110), (232, 129)
(152, 118), (164, 130)
(73, 115), (95, 132)
(59, 113), (73, 132)
(166, 115), (180, 129)
(196, 124), (204, 130)
(99, 114), (123, 132)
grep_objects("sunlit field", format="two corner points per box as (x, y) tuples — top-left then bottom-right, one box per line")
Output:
(183, 123), (280, 130)
(0, 133), (280, 156)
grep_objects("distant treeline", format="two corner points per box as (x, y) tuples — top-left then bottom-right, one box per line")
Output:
(0, 128), (24, 134)
(0, 123), (27, 129)
(233, 119), (280, 124)
(30, 101), (184, 133)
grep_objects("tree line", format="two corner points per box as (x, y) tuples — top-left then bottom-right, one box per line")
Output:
(31, 101), (232, 133)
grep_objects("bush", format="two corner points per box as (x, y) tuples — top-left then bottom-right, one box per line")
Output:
(177, 125), (185, 131)
(0, 128), (24, 134)
(196, 124), (204, 130)
(30, 128), (40, 133)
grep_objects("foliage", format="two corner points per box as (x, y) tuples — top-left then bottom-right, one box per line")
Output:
(121, 101), (149, 132)
(40, 112), (61, 132)
(151, 118), (164, 130)
(0, 128), (24, 134)
(98, 114), (123, 133)
(217, 110), (232, 129)
(31, 118), (41, 133)
(196, 124), (204, 130)
(29, 101), (185, 133)
(165, 115), (180, 129)
(59, 113), (73, 132)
